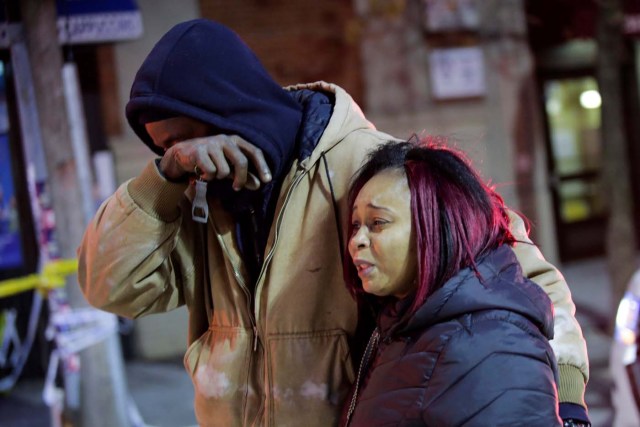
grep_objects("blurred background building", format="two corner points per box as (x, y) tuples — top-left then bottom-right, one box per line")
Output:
(1, 0), (639, 426)
(103, 0), (640, 360)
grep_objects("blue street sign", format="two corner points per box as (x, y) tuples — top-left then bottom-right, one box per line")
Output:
(56, 0), (143, 44)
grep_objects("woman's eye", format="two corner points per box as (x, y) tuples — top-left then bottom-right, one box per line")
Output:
(371, 219), (387, 230)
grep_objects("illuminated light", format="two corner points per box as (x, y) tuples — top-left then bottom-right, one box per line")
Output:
(620, 328), (637, 346)
(617, 296), (639, 328)
(546, 98), (561, 115)
(624, 344), (638, 365)
(580, 90), (602, 109)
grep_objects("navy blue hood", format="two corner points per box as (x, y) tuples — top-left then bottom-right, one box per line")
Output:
(126, 19), (303, 182)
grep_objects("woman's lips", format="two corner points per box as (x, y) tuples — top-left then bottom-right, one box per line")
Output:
(354, 260), (374, 278)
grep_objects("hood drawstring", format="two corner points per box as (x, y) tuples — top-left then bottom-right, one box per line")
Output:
(321, 152), (345, 263)
(200, 222), (213, 322)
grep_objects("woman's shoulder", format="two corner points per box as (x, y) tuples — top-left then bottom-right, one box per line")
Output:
(408, 306), (552, 363)
(416, 309), (560, 426)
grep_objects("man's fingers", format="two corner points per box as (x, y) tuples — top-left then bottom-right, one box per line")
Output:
(172, 134), (269, 191)
(205, 144), (232, 180)
(192, 145), (218, 180)
(244, 172), (261, 191)
(235, 138), (272, 183)
(221, 138), (250, 191)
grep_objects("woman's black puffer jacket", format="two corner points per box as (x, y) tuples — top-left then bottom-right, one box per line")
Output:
(345, 245), (562, 426)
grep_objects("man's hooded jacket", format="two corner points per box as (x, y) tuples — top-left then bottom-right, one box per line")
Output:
(78, 19), (589, 426)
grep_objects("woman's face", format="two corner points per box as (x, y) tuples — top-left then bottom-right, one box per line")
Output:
(348, 169), (418, 299)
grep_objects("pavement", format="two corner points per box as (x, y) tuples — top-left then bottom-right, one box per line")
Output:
(2, 358), (196, 427)
(564, 257), (616, 427)
(0, 256), (627, 426)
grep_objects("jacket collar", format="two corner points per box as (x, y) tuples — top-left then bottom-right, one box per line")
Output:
(285, 82), (377, 170)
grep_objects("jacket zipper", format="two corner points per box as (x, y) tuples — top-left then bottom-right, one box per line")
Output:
(252, 167), (308, 326)
(345, 328), (380, 426)
(211, 223), (259, 350)
(204, 161), (318, 427)
(210, 166), (307, 351)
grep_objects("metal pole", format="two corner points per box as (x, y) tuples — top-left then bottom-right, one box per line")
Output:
(61, 62), (95, 225)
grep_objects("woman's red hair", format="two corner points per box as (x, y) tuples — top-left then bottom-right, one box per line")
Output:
(344, 137), (516, 317)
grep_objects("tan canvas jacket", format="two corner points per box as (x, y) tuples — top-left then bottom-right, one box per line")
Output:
(78, 82), (588, 426)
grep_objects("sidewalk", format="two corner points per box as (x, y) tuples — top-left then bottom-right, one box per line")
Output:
(2, 358), (196, 427)
(1, 256), (619, 426)
(563, 257), (615, 426)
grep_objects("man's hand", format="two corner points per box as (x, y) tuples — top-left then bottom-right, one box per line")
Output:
(159, 134), (272, 191)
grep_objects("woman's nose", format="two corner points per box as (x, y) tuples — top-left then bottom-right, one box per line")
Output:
(350, 227), (369, 250)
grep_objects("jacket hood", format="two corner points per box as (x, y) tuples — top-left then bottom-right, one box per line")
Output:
(126, 19), (302, 182)
(285, 82), (378, 167)
(399, 245), (555, 340)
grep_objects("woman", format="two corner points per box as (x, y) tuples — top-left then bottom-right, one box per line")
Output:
(342, 139), (561, 426)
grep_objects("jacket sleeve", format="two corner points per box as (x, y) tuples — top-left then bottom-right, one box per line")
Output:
(422, 314), (562, 427)
(507, 210), (589, 408)
(77, 160), (197, 318)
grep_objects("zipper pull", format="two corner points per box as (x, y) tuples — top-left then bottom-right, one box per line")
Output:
(192, 179), (209, 223)
(253, 326), (259, 352)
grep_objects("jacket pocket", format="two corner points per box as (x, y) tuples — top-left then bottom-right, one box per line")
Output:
(266, 329), (356, 427)
(183, 325), (253, 427)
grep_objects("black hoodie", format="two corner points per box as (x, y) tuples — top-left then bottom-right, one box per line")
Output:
(126, 19), (307, 280)
(126, 19), (303, 185)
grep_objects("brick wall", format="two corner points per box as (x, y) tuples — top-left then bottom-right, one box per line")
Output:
(199, 0), (364, 105)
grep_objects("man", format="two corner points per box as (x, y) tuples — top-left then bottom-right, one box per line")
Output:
(78, 19), (590, 426)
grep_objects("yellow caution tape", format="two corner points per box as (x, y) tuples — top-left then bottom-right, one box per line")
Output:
(0, 259), (78, 298)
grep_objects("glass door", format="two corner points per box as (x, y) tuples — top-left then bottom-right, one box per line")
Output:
(543, 76), (606, 260)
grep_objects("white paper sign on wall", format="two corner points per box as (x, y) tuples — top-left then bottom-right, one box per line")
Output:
(429, 46), (486, 100)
